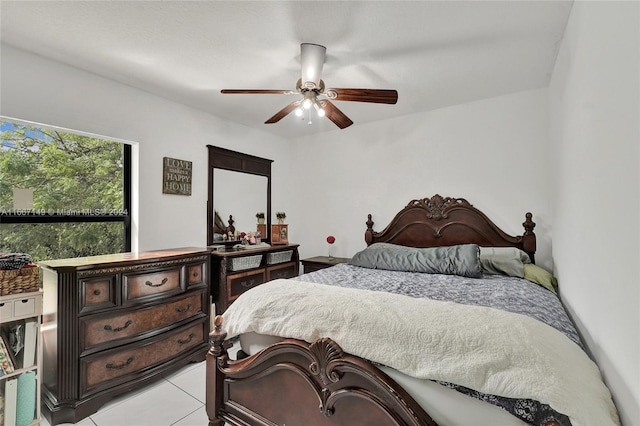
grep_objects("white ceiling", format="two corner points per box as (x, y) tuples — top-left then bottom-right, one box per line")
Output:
(0, 1), (573, 139)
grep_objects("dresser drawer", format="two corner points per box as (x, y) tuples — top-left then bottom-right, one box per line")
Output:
(123, 268), (182, 303)
(80, 275), (117, 314)
(187, 261), (206, 287)
(0, 293), (42, 321)
(14, 295), (38, 317)
(266, 262), (298, 281)
(80, 320), (206, 397)
(227, 270), (266, 301)
(0, 299), (12, 320)
(80, 292), (205, 352)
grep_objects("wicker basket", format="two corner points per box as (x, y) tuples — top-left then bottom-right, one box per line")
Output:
(267, 250), (293, 265)
(0, 267), (40, 296)
(229, 255), (263, 272)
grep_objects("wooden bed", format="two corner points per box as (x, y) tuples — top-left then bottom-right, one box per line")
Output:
(205, 194), (539, 426)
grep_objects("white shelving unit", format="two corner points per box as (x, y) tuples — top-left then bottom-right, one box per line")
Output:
(0, 290), (42, 426)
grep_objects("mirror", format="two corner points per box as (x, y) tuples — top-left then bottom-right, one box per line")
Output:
(207, 146), (273, 246)
(213, 169), (267, 239)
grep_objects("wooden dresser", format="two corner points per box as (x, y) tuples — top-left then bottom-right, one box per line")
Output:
(211, 244), (299, 314)
(39, 247), (211, 425)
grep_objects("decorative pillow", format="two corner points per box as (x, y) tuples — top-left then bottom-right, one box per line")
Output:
(349, 243), (482, 278)
(478, 247), (532, 277)
(523, 264), (558, 294)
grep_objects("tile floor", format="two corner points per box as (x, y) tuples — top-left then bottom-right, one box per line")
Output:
(41, 343), (240, 426)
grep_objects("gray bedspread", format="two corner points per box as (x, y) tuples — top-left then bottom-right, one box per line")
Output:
(293, 263), (581, 426)
(295, 263), (581, 347)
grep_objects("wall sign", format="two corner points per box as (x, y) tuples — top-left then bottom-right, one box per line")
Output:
(163, 157), (192, 195)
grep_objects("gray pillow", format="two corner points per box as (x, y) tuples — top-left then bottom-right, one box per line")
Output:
(349, 243), (482, 278)
(479, 247), (532, 278)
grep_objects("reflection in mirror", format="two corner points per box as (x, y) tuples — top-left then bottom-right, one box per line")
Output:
(213, 169), (267, 241)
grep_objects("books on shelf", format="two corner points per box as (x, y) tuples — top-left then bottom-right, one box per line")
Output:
(0, 336), (15, 375)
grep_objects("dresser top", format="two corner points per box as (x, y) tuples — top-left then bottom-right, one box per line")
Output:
(39, 247), (211, 270)
(209, 243), (299, 258)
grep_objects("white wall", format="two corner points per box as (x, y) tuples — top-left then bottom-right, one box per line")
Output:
(549, 2), (640, 425)
(289, 89), (553, 269)
(0, 45), (293, 251)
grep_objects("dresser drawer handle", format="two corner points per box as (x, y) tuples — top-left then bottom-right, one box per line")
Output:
(106, 357), (134, 370)
(192, 271), (199, 278)
(94, 289), (102, 295)
(145, 277), (168, 287)
(241, 279), (256, 288)
(177, 333), (196, 345)
(104, 319), (133, 332)
(175, 303), (193, 314)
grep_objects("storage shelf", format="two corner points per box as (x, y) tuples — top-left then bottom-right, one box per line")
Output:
(0, 290), (43, 426)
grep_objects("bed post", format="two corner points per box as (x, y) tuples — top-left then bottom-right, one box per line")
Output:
(522, 212), (537, 263)
(206, 315), (230, 426)
(365, 214), (375, 245)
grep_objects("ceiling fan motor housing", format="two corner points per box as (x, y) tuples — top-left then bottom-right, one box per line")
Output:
(300, 43), (326, 89)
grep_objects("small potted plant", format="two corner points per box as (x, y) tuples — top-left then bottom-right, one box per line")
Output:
(276, 211), (286, 224)
(256, 212), (265, 224)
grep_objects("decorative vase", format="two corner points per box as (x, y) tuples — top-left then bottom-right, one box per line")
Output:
(277, 218), (285, 224)
(258, 218), (265, 224)
(328, 244), (334, 260)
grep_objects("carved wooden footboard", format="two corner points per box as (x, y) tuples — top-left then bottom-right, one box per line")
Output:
(206, 316), (437, 426)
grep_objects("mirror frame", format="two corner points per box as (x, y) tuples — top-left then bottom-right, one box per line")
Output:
(207, 145), (273, 246)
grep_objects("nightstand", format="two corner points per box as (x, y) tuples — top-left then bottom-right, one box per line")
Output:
(301, 256), (351, 274)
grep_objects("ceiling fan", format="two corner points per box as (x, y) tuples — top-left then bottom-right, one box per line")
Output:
(221, 43), (398, 129)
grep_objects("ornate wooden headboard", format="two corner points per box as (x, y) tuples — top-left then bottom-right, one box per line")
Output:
(365, 194), (537, 262)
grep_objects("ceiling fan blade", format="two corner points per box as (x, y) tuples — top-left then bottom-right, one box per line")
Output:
(300, 43), (326, 90)
(321, 100), (353, 129)
(326, 88), (398, 104)
(265, 101), (302, 124)
(221, 89), (296, 95)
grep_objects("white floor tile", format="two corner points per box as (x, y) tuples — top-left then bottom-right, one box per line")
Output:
(172, 405), (209, 426)
(166, 362), (207, 403)
(39, 416), (96, 426)
(89, 380), (202, 426)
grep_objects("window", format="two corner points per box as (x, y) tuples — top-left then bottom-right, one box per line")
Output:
(0, 119), (131, 261)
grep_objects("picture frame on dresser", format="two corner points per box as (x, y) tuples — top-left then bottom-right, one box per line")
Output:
(271, 224), (288, 245)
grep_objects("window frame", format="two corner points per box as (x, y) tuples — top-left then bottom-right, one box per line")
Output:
(1, 124), (132, 253)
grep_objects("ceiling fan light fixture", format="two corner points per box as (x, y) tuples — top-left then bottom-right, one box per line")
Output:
(294, 107), (303, 117)
(302, 91), (315, 109)
(313, 99), (325, 117)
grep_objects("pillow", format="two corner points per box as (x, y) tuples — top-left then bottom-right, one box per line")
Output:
(478, 247), (532, 277)
(523, 264), (558, 294)
(349, 243), (482, 278)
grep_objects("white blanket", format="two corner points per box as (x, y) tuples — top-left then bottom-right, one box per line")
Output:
(222, 279), (619, 426)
